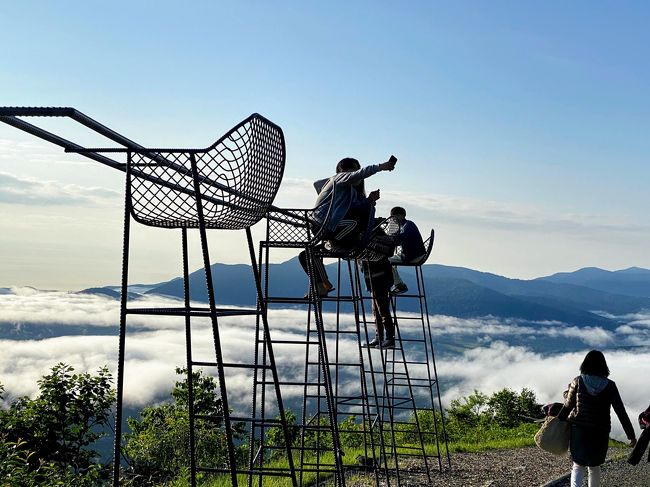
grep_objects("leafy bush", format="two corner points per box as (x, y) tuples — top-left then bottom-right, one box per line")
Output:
(445, 387), (542, 444)
(338, 415), (365, 448)
(265, 409), (299, 457)
(0, 365), (112, 486)
(1, 363), (114, 474)
(123, 367), (245, 485)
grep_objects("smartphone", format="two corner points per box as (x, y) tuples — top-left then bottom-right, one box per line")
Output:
(389, 155), (397, 164)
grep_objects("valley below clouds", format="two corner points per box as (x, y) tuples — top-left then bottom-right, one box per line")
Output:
(1, 288), (649, 440)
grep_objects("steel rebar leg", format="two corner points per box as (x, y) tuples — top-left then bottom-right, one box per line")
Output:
(305, 246), (345, 487)
(416, 266), (451, 469)
(189, 153), (238, 486)
(182, 228), (197, 487)
(246, 228), (298, 487)
(391, 314), (432, 483)
(112, 152), (133, 487)
(347, 260), (380, 487)
(355, 262), (390, 485)
(248, 243), (264, 487)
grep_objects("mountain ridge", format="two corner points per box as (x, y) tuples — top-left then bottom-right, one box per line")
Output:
(133, 260), (650, 327)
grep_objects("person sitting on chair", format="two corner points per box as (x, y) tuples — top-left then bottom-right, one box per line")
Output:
(388, 206), (426, 295)
(298, 156), (397, 297)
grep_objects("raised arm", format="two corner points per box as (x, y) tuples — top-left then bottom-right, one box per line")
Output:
(335, 155), (398, 186)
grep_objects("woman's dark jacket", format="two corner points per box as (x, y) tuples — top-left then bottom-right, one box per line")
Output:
(558, 375), (635, 440)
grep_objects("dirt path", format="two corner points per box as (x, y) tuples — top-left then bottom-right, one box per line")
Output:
(348, 446), (573, 486)
(348, 446), (646, 486)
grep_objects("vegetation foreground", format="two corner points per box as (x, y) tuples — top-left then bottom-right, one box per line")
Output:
(0, 364), (548, 486)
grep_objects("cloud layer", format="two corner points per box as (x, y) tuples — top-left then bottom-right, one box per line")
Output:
(0, 289), (649, 441)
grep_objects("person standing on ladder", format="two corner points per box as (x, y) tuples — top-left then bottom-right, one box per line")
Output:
(362, 256), (396, 349)
(299, 155), (398, 297)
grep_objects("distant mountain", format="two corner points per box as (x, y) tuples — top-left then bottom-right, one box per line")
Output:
(402, 265), (650, 316)
(537, 267), (650, 298)
(141, 260), (650, 327)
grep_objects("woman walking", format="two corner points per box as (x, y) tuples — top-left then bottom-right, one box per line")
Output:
(558, 350), (637, 486)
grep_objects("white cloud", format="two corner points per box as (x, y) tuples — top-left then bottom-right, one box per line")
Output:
(382, 189), (650, 235)
(436, 342), (650, 441)
(1, 290), (649, 443)
(0, 171), (120, 206)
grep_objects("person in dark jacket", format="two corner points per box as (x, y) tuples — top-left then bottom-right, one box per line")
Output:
(558, 350), (636, 487)
(387, 206), (426, 295)
(298, 156), (397, 297)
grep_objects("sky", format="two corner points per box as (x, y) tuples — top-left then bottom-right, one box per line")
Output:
(1, 1), (649, 289)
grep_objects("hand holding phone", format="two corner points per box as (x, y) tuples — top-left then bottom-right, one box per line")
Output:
(382, 155), (398, 171)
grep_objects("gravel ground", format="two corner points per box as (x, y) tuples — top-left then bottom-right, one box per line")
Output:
(344, 445), (650, 486)
(347, 446), (574, 486)
(552, 447), (650, 487)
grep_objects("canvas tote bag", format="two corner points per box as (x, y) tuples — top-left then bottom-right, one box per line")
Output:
(535, 416), (570, 455)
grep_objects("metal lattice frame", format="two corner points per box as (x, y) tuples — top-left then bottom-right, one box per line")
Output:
(258, 205), (451, 486)
(0, 107), (297, 487)
(385, 229), (451, 477)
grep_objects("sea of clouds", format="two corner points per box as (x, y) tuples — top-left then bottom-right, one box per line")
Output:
(1, 288), (649, 441)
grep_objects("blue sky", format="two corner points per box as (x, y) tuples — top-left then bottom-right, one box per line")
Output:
(1, 1), (649, 288)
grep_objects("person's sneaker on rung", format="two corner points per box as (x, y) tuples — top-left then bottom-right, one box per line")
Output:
(377, 337), (395, 349)
(390, 283), (408, 295)
(364, 336), (381, 347)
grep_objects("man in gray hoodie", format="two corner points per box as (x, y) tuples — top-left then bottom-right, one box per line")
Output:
(299, 156), (397, 297)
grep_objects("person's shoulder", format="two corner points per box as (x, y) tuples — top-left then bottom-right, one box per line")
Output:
(405, 219), (421, 229)
(313, 177), (330, 193)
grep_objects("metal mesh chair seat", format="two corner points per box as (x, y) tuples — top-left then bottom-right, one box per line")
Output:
(130, 114), (285, 229)
(264, 208), (315, 248)
(266, 206), (398, 262)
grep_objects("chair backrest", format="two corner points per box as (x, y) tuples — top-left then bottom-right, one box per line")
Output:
(407, 229), (435, 266)
(129, 114), (285, 229)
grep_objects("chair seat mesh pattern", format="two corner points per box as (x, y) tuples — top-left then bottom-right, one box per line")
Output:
(129, 115), (284, 229)
(265, 209), (313, 247)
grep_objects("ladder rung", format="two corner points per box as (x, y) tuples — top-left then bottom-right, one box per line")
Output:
(301, 462), (338, 467)
(271, 339), (322, 345)
(310, 361), (360, 367)
(226, 416), (284, 424)
(195, 414), (282, 424)
(299, 424), (337, 432)
(196, 467), (294, 477)
(127, 307), (258, 317)
(335, 403), (366, 409)
(264, 296), (356, 304)
(191, 360), (271, 370)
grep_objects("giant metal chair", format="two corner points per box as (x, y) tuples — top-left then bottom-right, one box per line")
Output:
(0, 107), (298, 486)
